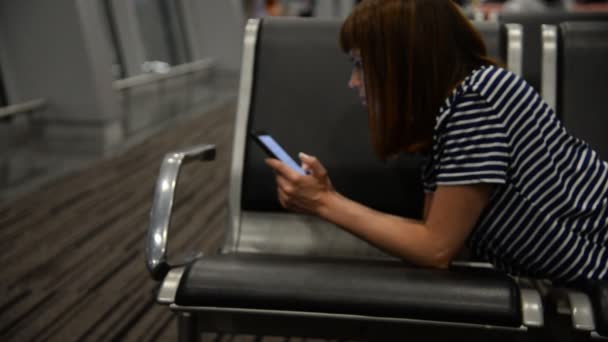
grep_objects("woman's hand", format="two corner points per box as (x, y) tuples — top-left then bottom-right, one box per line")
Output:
(265, 153), (335, 215)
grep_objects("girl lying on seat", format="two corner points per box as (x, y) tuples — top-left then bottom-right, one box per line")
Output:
(265, 0), (608, 283)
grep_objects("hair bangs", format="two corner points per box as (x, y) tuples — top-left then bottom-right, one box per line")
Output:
(339, 10), (358, 53)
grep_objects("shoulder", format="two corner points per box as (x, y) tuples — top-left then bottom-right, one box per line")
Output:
(467, 66), (530, 103)
(438, 66), (532, 126)
(435, 66), (506, 131)
(438, 66), (513, 115)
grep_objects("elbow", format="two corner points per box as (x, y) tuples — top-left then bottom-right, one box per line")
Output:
(428, 259), (451, 270)
(430, 259), (451, 269)
(396, 246), (454, 269)
(427, 250), (454, 269)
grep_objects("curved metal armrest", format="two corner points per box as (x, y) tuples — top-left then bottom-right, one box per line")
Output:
(146, 144), (216, 281)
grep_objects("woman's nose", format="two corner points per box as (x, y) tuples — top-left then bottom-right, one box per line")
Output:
(348, 71), (360, 89)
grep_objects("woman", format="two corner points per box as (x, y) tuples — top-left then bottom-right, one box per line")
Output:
(265, 0), (608, 283)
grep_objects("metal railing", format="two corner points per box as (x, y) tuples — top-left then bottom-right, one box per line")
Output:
(112, 58), (217, 137)
(113, 58), (215, 91)
(0, 98), (47, 121)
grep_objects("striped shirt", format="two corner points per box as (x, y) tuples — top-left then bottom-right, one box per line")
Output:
(422, 65), (608, 282)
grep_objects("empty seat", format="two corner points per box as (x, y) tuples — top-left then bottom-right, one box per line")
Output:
(500, 11), (608, 93)
(147, 17), (544, 341)
(542, 21), (608, 159)
(540, 21), (608, 339)
(558, 21), (608, 161)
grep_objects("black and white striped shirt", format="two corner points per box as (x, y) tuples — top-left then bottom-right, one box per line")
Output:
(422, 65), (608, 282)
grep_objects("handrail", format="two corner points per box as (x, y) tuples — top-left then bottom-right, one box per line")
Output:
(0, 98), (47, 121)
(113, 58), (215, 91)
(146, 144), (217, 281)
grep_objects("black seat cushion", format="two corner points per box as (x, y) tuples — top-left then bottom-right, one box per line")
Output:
(176, 253), (522, 327)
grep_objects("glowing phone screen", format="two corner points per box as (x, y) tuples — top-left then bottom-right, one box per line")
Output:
(258, 135), (306, 175)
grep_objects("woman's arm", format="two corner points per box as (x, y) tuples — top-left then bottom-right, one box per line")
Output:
(266, 154), (492, 268)
(317, 184), (491, 268)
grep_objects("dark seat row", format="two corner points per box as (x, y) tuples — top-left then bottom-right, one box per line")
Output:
(540, 21), (608, 339)
(542, 21), (608, 160)
(146, 17), (606, 341)
(499, 10), (608, 92)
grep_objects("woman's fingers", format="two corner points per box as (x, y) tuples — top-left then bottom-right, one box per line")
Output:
(299, 153), (327, 178)
(269, 154), (332, 215)
(277, 187), (288, 208)
(278, 187), (301, 212)
(276, 175), (294, 195)
(265, 158), (301, 182)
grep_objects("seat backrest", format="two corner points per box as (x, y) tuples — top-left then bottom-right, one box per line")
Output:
(500, 11), (608, 92)
(474, 21), (507, 64)
(224, 18), (506, 258)
(558, 21), (608, 160)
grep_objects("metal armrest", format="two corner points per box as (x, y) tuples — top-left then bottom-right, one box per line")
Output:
(146, 144), (216, 281)
(505, 23), (524, 77)
(553, 288), (596, 332)
(541, 25), (559, 112)
(516, 278), (544, 328)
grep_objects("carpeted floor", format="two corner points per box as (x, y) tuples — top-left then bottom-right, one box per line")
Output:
(1, 101), (235, 341)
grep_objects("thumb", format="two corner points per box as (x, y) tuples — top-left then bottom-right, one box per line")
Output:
(299, 152), (327, 177)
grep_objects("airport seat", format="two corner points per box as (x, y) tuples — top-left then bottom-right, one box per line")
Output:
(146, 17), (545, 341)
(540, 21), (608, 339)
(500, 11), (608, 95)
(474, 21), (507, 64)
(544, 21), (608, 160)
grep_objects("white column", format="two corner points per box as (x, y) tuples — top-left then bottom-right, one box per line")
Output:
(189, 0), (245, 71)
(110, 0), (147, 76)
(0, 0), (123, 155)
(179, 0), (204, 60)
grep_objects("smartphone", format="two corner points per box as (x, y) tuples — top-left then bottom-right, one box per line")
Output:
(251, 131), (307, 175)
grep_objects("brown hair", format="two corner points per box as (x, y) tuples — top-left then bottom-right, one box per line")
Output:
(340, 0), (497, 158)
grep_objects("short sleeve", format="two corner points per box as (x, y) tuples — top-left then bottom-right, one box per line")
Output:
(432, 91), (510, 187)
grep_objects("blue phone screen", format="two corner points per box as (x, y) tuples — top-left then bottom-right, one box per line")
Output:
(258, 135), (306, 175)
